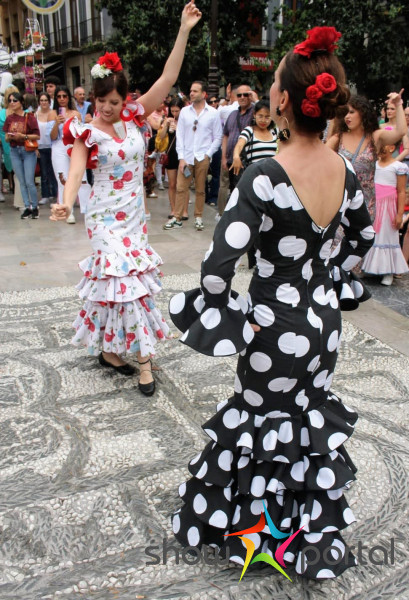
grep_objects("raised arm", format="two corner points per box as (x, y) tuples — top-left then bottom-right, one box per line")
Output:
(139, 2), (201, 116)
(374, 90), (406, 148)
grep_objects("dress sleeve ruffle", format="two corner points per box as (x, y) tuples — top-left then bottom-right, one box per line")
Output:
(330, 265), (371, 311)
(169, 288), (254, 357)
(62, 117), (101, 169)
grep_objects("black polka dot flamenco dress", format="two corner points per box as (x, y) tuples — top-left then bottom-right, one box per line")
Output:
(169, 157), (375, 580)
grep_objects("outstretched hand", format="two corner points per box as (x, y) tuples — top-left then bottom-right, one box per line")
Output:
(387, 89), (404, 106)
(181, 1), (202, 31)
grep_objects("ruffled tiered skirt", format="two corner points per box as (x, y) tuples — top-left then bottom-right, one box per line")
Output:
(72, 244), (170, 356)
(169, 281), (367, 580)
(172, 391), (358, 580)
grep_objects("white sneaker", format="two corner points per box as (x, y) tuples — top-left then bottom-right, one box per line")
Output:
(195, 217), (204, 231)
(158, 183), (165, 191)
(66, 211), (76, 224)
(147, 192), (158, 198)
(381, 274), (393, 286)
(163, 217), (182, 230)
(39, 198), (48, 205)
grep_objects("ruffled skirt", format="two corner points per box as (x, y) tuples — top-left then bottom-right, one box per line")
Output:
(72, 244), (170, 356)
(172, 392), (358, 580)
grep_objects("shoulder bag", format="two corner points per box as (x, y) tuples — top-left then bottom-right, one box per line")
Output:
(24, 114), (39, 152)
(240, 127), (254, 169)
(159, 134), (176, 167)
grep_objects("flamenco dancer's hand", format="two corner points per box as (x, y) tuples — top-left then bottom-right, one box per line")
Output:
(250, 323), (261, 333)
(50, 203), (71, 221)
(180, 1), (202, 32)
(387, 89), (404, 106)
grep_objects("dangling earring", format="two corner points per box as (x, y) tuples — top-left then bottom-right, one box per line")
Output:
(277, 115), (291, 142)
(275, 106), (281, 116)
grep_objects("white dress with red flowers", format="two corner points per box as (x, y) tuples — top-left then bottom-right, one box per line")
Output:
(64, 117), (170, 357)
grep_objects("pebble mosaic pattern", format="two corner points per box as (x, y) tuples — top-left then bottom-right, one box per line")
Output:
(0, 272), (408, 599)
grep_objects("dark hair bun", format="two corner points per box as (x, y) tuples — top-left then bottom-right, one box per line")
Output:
(280, 50), (350, 134)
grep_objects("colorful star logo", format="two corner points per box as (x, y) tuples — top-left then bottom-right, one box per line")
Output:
(225, 500), (304, 582)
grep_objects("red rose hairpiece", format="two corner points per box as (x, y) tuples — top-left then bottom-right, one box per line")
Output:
(301, 72), (337, 118)
(294, 26), (341, 59)
(91, 52), (123, 78)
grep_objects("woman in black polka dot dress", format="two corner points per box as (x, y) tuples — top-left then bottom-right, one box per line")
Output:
(169, 27), (375, 580)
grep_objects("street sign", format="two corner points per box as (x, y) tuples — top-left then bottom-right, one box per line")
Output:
(239, 52), (274, 72)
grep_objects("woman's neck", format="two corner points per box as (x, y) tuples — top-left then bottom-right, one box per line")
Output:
(253, 125), (273, 137)
(346, 126), (365, 138)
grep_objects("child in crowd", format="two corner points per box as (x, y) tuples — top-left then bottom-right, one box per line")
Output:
(362, 143), (409, 284)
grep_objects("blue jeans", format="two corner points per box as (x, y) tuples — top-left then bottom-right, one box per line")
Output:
(10, 146), (38, 209)
(39, 147), (58, 198)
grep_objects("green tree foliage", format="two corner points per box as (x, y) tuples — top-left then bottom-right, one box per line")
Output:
(98, 0), (267, 92)
(271, 1), (409, 106)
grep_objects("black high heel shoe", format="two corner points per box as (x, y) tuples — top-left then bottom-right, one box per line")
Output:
(138, 358), (155, 396)
(98, 352), (136, 376)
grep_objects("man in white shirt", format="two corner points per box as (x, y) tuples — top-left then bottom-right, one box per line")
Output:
(164, 81), (223, 231)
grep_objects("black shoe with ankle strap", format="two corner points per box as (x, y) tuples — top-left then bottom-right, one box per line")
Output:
(138, 358), (155, 396)
(98, 352), (136, 376)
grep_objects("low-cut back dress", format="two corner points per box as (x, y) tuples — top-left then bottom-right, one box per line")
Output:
(169, 156), (375, 579)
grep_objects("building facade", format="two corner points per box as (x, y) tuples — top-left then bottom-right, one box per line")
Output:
(0, 0), (113, 94)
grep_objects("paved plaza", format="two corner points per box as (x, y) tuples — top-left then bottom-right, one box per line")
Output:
(0, 189), (408, 599)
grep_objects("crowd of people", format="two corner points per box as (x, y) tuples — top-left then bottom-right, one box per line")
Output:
(1, 78), (94, 223)
(2, 0), (409, 583)
(3, 52), (408, 283)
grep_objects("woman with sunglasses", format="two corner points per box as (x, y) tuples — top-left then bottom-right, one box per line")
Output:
(50, 2), (201, 396)
(36, 92), (58, 205)
(50, 85), (82, 223)
(3, 92), (40, 219)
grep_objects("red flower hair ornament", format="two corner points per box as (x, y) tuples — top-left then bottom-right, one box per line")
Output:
(91, 52), (123, 78)
(301, 73), (337, 118)
(294, 26), (341, 59)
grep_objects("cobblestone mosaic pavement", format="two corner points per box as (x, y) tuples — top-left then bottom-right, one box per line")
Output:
(0, 272), (408, 600)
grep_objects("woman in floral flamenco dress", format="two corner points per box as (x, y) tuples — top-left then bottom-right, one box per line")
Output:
(50, 2), (202, 396)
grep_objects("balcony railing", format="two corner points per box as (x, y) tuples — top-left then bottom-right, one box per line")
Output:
(44, 18), (105, 55)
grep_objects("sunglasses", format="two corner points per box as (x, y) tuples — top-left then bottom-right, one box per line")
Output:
(57, 94), (68, 98)
(209, 99), (218, 104)
(237, 93), (250, 98)
(9, 98), (19, 103)
(193, 119), (198, 132)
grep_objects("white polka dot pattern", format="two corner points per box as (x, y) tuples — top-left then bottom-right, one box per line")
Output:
(224, 188), (239, 211)
(202, 275), (226, 294)
(170, 157), (372, 580)
(225, 222), (251, 249)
